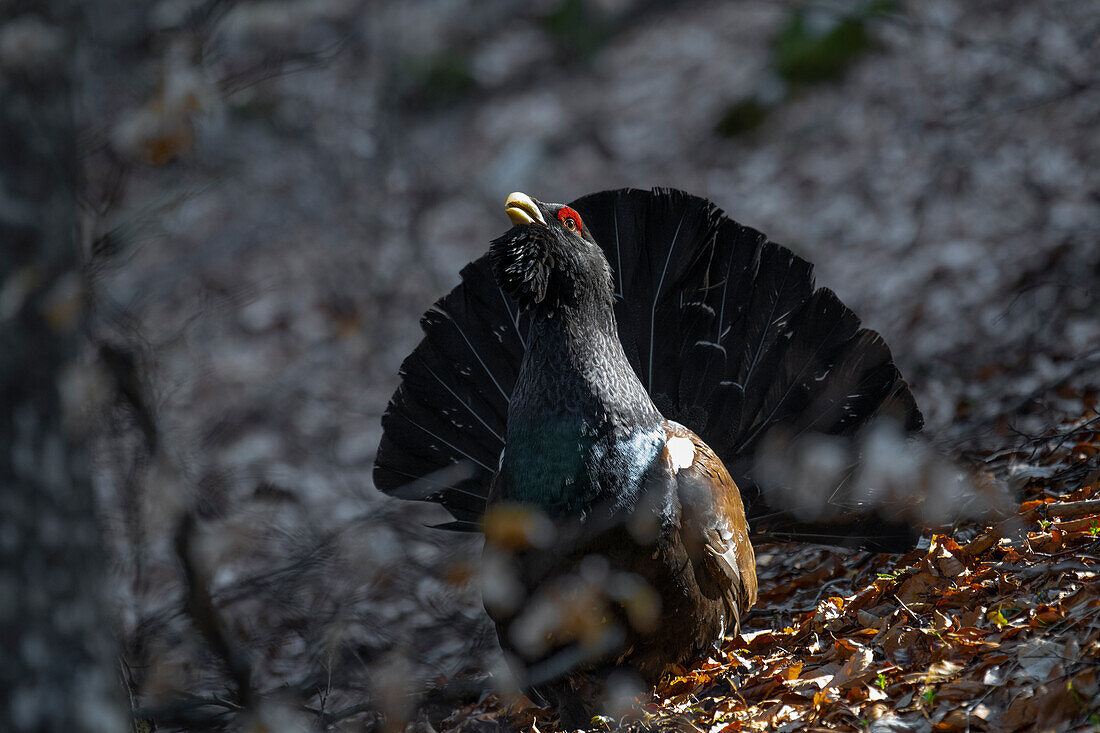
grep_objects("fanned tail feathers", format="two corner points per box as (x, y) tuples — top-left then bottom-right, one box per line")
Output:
(374, 188), (924, 547)
(374, 258), (517, 527)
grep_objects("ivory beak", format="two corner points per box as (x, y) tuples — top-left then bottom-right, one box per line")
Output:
(505, 192), (547, 226)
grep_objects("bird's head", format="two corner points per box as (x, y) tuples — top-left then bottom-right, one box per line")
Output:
(490, 192), (614, 312)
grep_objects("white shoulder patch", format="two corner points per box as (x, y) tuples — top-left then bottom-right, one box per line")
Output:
(667, 436), (696, 473)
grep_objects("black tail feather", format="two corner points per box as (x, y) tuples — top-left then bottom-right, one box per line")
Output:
(374, 258), (515, 527)
(375, 188), (924, 547)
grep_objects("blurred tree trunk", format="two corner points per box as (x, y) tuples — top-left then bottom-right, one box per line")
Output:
(0, 2), (125, 730)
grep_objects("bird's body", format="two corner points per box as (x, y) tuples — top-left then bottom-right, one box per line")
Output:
(481, 204), (756, 719)
(487, 417), (755, 719)
(375, 188), (921, 725)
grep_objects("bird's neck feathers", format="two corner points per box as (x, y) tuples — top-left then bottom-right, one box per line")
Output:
(490, 221), (659, 432)
(513, 258), (661, 434)
(502, 258), (664, 515)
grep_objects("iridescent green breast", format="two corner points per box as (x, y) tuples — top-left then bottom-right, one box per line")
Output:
(500, 416), (664, 517)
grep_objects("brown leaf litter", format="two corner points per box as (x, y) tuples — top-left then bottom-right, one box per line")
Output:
(441, 393), (1100, 732)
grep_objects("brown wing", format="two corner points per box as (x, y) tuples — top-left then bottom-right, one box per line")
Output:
(662, 420), (758, 634)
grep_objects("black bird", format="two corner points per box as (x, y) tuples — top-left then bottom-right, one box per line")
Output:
(374, 188), (921, 725)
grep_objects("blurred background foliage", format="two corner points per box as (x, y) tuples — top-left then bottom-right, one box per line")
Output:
(719, 0), (895, 136)
(5, 0), (1097, 729)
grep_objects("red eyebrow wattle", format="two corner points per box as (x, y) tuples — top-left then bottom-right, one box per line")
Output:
(557, 207), (583, 232)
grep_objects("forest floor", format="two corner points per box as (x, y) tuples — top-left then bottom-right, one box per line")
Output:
(439, 392), (1100, 732)
(80, 1), (1099, 731)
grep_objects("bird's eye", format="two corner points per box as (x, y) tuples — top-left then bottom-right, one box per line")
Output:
(557, 207), (583, 235)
